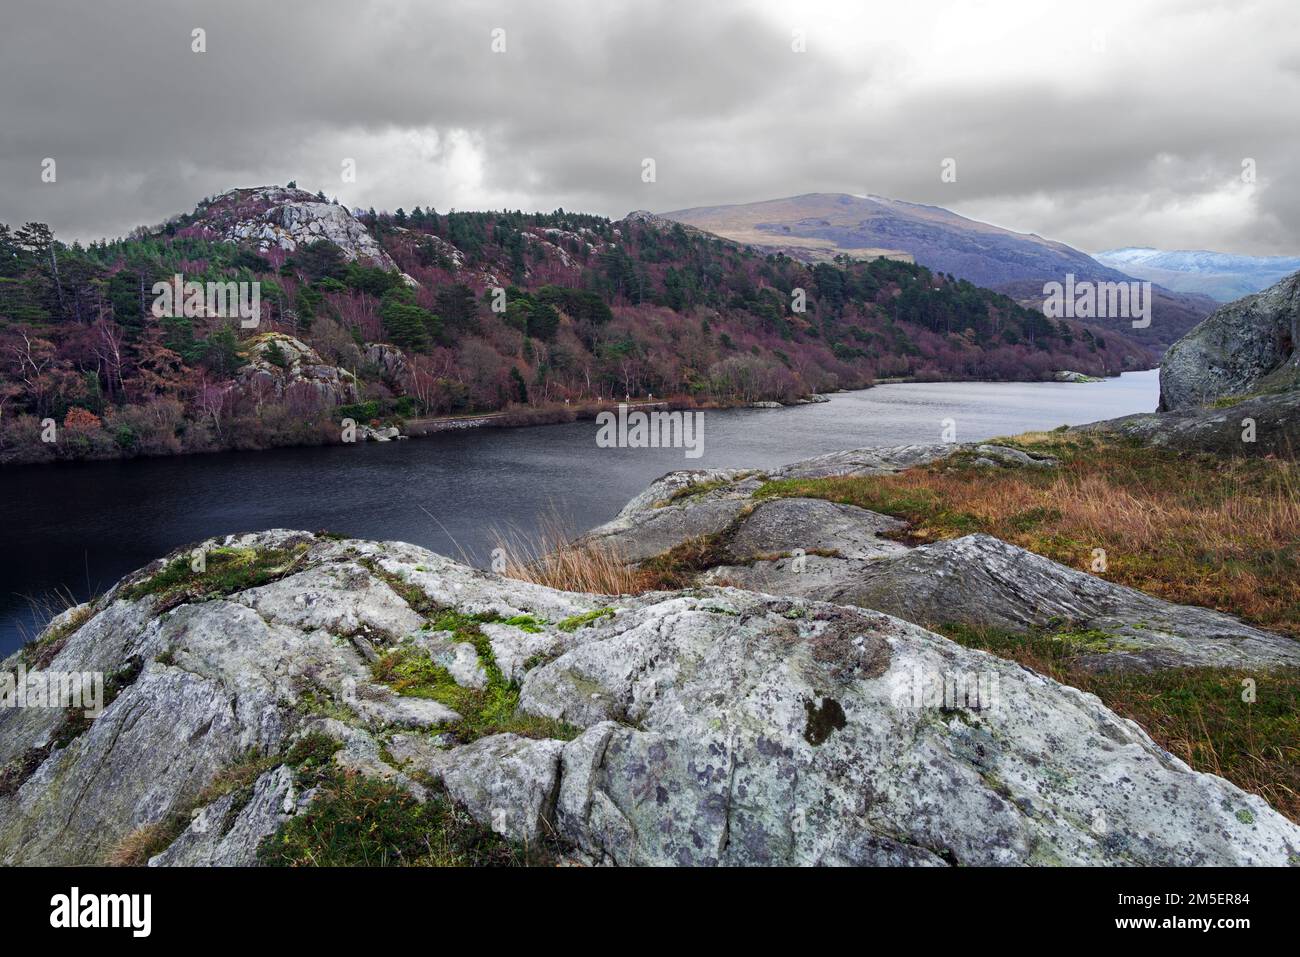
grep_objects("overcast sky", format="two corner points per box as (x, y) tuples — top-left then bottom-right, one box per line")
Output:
(3, 0), (1297, 255)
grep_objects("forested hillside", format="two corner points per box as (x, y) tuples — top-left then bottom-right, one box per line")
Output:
(0, 187), (1152, 464)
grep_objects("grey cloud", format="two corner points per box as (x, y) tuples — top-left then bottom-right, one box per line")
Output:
(1, 0), (1296, 255)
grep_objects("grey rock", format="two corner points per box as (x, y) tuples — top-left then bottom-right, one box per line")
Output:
(1081, 390), (1300, 458)
(1160, 270), (1300, 410)
(821, 534), (1300, 671)
(522, 590), (1300, 865)
(149, 764), (296, 867)
(424, 734), (565, 845)
(722, 497), (908, 563)
(5, 519), (1298, 868)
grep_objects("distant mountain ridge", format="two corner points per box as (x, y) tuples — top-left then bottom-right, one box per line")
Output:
(1095, 247), (1300, 302)
(663, 193), (1136, 287)
(661, 193), (1218, 350)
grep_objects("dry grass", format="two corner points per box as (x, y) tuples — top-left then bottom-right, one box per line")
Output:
(488, 513), (645, 595)
(758, 433), (1300, 636)
(106, 818), (187, 866)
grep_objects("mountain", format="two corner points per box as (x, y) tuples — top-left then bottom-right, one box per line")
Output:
(662, 193), (1217, 350)
(1095, 247), (1300, 302)
(663, 193), (1120, 286)
(0, 186), (1153, 465)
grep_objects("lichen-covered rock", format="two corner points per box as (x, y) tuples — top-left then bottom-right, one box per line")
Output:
(1081, 390), (1300, 458)
(149, 765), (297, 867)
(236, 332), (359, 406)
(1160, 270), (1300, 411)
(424, 735), (565, 845)
(3, 523), (1298, 867)
(822, 534), (1300, 672)
(198, 186), (399, 271)
(519, 590), (1299, 865)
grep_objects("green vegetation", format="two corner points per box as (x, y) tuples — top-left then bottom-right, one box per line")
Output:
(257, 769), (536, 867)
(119, 545), (308, 606)
(556, 608), (615, 632)
(504, 614), (546, 633)
(755, 433), (1300, 636)
(939, 623), (1300, 822)
(20, 600), (95, 670)
(654, 478), (732, 507)
(374, 611), (579, 743)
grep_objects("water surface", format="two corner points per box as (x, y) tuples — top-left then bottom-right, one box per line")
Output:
(0, 370), (1157, 653)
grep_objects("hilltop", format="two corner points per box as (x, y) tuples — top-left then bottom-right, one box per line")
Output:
(1, 187), (1151, 465)
(663, 193), (1218, 350)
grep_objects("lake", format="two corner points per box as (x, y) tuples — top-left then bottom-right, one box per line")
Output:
(0, 369), (1158, 654)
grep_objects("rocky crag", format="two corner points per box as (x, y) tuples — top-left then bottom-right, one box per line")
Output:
(1077, 269), (1300, 456)
(1159, 270), (1299, 411)
(3, 442), (1299, 867)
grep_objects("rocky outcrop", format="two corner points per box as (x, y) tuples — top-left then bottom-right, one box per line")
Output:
(198, 186), (399, 271)
(1160, 270), (1300, 411)
(585, 443), (1299, 672)
(236, 332), (359, 405)
(1080, 390), (1300, 457)
(3, 528), (1297, 866)
(1054, 371), (1102, 383)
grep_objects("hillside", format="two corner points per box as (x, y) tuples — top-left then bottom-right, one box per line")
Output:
(1095, 247), (1300, 302)
(663, 193), (1217, 351)
(0, 187), (1151, 465)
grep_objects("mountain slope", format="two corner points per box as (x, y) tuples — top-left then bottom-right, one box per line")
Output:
(662, 193), (1216, 350)
(1, 187), (1153, 465)
(1095, 247), (1300, 302)
(663, 193), (1133, 287)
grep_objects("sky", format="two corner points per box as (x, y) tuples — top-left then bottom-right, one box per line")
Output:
(2, 0), (1297, 255)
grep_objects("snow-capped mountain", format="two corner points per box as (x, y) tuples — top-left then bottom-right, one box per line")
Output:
(1095, 247), (1300, 301)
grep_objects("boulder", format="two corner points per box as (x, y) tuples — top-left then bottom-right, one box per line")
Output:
(1081, 390), (1300, 458)
(1160, 270), (1300, 411)
(236, 332), (359, 406)
(5, 527), (1298, 866)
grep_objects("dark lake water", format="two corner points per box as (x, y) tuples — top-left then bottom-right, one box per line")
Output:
(0, 369), (1158, 654)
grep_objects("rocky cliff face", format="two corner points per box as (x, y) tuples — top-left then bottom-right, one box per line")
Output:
(4, 447), (1299, 867)
(195, 186), (399, 271)
(1160, 270), (1300, 410)
(236, 332), (360, 406)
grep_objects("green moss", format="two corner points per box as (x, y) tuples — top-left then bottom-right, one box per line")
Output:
(119, 545), (307, 605)
(654, 478), (731, 507)
(938, 622), (1139, 663)
(358, 559), (442, 615)
(257, 769), (539, 866)
(556, 608), (615, 632)
(373, 616), (578, 743)
(296, 686), (361, 723)
(285, 732), (344, 787)
(504, 614), (546, 633)
(1236, 809), (1255, 824)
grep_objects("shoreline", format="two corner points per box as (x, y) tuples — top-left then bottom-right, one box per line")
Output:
(0, 369), (1150, 471)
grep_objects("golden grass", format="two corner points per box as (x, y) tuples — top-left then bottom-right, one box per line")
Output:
(488, 513), (644, 595)
(758, 434), (1300, 636)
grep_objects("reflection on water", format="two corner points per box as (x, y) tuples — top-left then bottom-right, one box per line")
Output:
(0, 370), (1157, 653)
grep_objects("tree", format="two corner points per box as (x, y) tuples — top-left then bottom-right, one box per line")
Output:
(435, 283), (478, 331)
